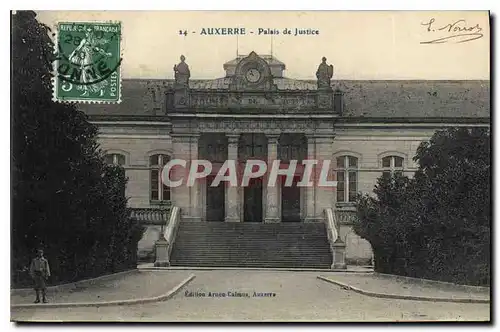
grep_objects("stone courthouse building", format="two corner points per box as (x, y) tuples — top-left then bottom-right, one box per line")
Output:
(80, 52), (490, 267)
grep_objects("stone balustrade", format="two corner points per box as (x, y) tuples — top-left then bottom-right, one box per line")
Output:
(154, 206), (181, 267)
(324, 208), (346, 269)
(129, 207), (170, 225)
(335, 206), (359, 225)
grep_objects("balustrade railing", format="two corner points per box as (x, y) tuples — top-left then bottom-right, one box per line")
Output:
(154, 206), (181, 267)
(324, 207), (346, 269)
(130, 208), (170, 224)
(324, 208), (339, 243)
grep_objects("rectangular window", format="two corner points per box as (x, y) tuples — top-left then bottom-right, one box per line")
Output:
(348, 171), (357, 202)
(105, 154), (114, 165)
(161, 155), (170, 166)
(117, 154), (125, 166)
(150, 155), (159, 166)
(151, 169), (159, 201)
(336, 155), (359, 203)
(382, 155), (404, 177)
(395, 156), (404, 168)
(348, 156), (358, 168)
(337, 156), (345, 168)
(162, 184), (170, 201)
(337, 171), (345, 202)
(382, 157), (391, 168)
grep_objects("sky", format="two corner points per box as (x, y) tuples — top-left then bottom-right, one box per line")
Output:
(37, 11), (490, 80)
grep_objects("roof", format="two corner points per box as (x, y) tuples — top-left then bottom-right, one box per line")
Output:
(79, 79), (490, 119)
(332, 80), (490, 118)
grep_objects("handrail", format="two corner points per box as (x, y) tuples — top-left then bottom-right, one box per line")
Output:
(164, 206), (181, 259)
(324, 207), (346, 269)
(164, 206), (180, 242)
(324, 208), (339, 243)
(154, 206), (181, 267)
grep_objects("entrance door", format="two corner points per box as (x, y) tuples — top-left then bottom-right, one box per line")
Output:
(206, 176), (225, 221)
(281, 177), (301, 222)
(244, 178), (263, 222)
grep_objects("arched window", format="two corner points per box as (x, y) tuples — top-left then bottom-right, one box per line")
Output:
(150, 154), (171, 202)
(382, 155), (404, 177)
(336, 155), (358, 203)
(105, 153), (126, 166)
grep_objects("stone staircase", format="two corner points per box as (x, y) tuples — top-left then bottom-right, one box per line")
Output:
(170, 222), (332, 268)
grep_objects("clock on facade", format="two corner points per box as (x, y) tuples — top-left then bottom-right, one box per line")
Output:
(245, 68), (261, 83)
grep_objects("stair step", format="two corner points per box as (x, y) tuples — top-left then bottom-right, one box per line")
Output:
(171, 221), (333, 268)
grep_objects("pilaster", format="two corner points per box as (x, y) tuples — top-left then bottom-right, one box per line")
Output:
(225, 134), (240, 222)
(188, 134), (201, 222)
(171, 134), (190, 218)
(304, 135), (319, 222)
(265, 134), (280, 223)
(315, 135), (335, 213)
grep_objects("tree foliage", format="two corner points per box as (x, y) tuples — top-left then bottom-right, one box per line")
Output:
(12, 11), (144, 286)
(353, 128), (490, 286)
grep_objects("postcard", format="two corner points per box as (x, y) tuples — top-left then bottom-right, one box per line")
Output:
(11, 10), (490, 322)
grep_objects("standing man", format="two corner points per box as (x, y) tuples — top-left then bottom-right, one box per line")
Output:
(29, 249), (51, 303)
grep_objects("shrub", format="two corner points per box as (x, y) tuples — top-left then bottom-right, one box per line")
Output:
(353, 128), (490, 286)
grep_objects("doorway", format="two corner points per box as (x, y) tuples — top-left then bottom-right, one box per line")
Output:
(244, 178), (263, 222)
(281, 176), (301, 222)
(206, 175), (225, 221)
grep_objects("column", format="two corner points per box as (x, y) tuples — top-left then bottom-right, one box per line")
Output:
(225, 134), (240, 222)
(315, 135), (335, 214)
(265, 134), (280, 223)
(188, 134), (201, 222)
(304, 135), (318, 222)
(171, 134), (191, 219)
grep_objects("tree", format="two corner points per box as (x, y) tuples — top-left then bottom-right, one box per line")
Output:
(12, 11), (144, 286)
(353, 128), (490, 286)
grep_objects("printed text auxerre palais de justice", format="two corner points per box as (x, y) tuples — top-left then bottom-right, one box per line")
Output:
(198, 27), (320, 36)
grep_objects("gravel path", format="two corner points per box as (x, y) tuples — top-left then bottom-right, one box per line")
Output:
(11, 270), (490, 322)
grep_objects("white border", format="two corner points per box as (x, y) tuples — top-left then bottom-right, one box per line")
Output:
(4, 2), (496, 330)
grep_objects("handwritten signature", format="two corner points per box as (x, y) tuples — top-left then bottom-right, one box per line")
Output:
(420, 18), (484, 44)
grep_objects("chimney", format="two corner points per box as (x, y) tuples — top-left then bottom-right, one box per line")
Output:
(334, 88), (344, 115)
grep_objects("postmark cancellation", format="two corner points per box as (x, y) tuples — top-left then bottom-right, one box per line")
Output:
(52, 21), (122, 104)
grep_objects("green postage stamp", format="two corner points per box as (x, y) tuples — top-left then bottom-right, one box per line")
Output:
(53, 22), (122, 103)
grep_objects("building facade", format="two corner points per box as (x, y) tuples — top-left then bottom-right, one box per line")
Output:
(80, 52), (490, 264)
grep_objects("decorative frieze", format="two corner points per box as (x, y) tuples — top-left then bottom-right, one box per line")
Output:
(194, 119), (323, 132)
(184, 91), (319, 110)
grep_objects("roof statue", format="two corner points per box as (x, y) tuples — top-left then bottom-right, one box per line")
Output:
(316, 57), (334, 89)
(174, 55), (190, 87)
